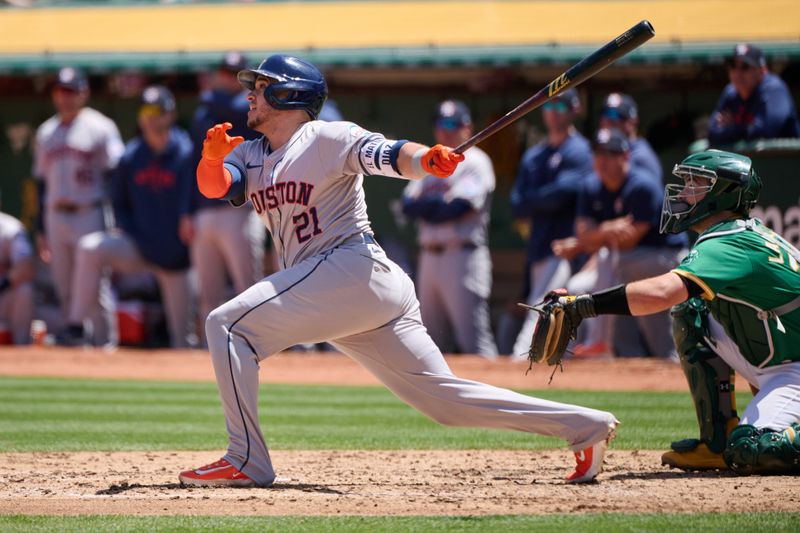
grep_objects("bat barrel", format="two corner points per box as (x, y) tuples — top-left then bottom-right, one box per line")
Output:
(453, 20), (655, 154)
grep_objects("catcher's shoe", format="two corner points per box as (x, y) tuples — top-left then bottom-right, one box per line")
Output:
(179, 458), (255, 487)
(566, 426), (617, 483)
(661, 443), (727, 471)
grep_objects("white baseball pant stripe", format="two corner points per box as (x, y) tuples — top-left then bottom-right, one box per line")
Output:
(205, 237), (617, 487)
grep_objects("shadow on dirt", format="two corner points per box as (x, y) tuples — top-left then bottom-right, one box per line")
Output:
(96, 482), (182, 495)
(96, 481), (344, 495)
(608, 469), (734, 481)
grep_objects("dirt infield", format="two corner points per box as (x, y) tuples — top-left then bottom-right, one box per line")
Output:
(0, 346), (688, 390)
(2, 347), (798, 516)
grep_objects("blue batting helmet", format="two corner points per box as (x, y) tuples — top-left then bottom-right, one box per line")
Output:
(238, 54), (328, 120)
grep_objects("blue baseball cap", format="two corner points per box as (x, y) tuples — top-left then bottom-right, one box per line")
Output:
(551, 87), (581, 110)
(601, 93), (638, 121)
(55, 67), (89, 92)
(730, 43), (766, 68)
(139, 85), (176, 116)
(435, 100), (472, 130)
(593, 128), (630, 154)
(221, 51), (249, 73)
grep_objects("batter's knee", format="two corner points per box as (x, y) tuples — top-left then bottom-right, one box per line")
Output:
(723, 424), (800, 475)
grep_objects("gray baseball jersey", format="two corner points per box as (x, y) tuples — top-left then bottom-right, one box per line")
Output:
(34, 107), (124, 208)
(33, 107), (123, 343)
(0, 212), (34, 344)
(205, 120), (617, 487)
(403, 147), (497, 356)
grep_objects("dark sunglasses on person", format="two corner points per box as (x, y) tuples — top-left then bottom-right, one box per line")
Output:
(435, 118), (466, 131)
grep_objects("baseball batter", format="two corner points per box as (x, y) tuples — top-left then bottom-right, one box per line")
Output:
(402, 100), (497, 358)
(178, 54), (618, 488)
(542, 149), (800, 474)
(33, 67), (124, 342)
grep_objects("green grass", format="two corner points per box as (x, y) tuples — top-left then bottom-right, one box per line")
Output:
(0, 513), (797, 532)
(0, 376), (752, 452)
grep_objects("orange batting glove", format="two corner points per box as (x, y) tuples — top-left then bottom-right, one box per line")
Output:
(421, 144), (465, 178)
(202, 122), (244, 162)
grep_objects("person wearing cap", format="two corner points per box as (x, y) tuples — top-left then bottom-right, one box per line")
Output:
(599, 93), (662, 185)
(509, 88), (594, 358)
(401, 100), (498, 358)
(61, 85), (195, 348)
(708, 43), (800, 147)
(552, 128), (687, 359)
(33, 66), (125, 343)
(190, 52), (266, 345)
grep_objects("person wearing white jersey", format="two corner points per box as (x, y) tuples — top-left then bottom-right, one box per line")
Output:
(33, 67), (125, 343)
(178, 54), (618, 488)
(0, 208), (35, 344)
(402, 100), (497, 358)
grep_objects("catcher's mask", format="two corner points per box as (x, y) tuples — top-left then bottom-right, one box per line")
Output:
(237, 54), (328, 120)
(660, 149), (762, 234)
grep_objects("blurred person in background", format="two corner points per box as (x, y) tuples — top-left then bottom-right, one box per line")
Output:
(33, 67), (125, 343)
(191, 52), (264, 345)
(599, 93), (662, 185)
(0, 206), (34, 344)
(510, 88), (593, 359)
(62, 86), (194, 348)
(402, 100), (497, 358)
(552, 128), (687, 359)
(708, 43), (799, 147)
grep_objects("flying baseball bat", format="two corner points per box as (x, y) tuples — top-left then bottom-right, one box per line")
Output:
(453, 20), (656, 154)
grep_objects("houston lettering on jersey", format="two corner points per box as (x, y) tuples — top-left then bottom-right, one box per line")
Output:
(134, 166), (176, 191)
(250, 180), (314, 214)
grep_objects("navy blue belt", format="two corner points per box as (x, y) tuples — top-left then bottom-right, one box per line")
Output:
(422, 242), (477, 254)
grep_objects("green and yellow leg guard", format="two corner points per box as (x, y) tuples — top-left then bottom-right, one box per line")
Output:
(724, 423), (800, 475)
(662, 298), (739, 471)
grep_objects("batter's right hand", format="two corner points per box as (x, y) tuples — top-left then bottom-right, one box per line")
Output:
(421, 144), (464, 178)
(202, 123), (245, 161)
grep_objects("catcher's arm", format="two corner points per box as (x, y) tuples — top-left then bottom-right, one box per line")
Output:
(524, 273), (690, 372)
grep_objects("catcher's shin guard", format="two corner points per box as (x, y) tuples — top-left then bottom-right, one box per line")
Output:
(662, 298), (738, 470)
(724, 424), (800, 475)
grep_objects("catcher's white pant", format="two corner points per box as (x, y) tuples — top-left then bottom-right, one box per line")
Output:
(708, 318), (800, 431)
(205, 235), (618, 487)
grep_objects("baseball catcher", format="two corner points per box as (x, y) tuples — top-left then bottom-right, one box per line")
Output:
(525, 149), (800, 475)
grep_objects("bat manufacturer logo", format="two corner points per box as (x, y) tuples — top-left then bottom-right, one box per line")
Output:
(547, 73), (570, 97)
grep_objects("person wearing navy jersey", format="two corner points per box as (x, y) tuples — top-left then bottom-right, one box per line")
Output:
(599, 93), (662, 185)
(62, 85), (195, 348)
(510, 88), (594, 358)
(708, 43), (800, 147)
(555, 128), (687, 358)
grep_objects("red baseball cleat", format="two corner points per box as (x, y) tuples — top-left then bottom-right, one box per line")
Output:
(179, 458), (255, 488)
(566, 426), (617, 483)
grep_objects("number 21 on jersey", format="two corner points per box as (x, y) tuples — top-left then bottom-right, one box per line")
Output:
(293, 207), (322, 243)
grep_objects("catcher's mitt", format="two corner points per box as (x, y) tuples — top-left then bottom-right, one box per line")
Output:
(520, 291), (595, 372)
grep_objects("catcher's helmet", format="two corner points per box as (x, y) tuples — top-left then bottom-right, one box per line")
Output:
(660, 149), (762, 234)
(237, 54), (328, 119)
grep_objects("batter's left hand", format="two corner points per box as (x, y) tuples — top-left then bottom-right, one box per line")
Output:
(421, 145), (464, 178)
(203, 122), (245, 161)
